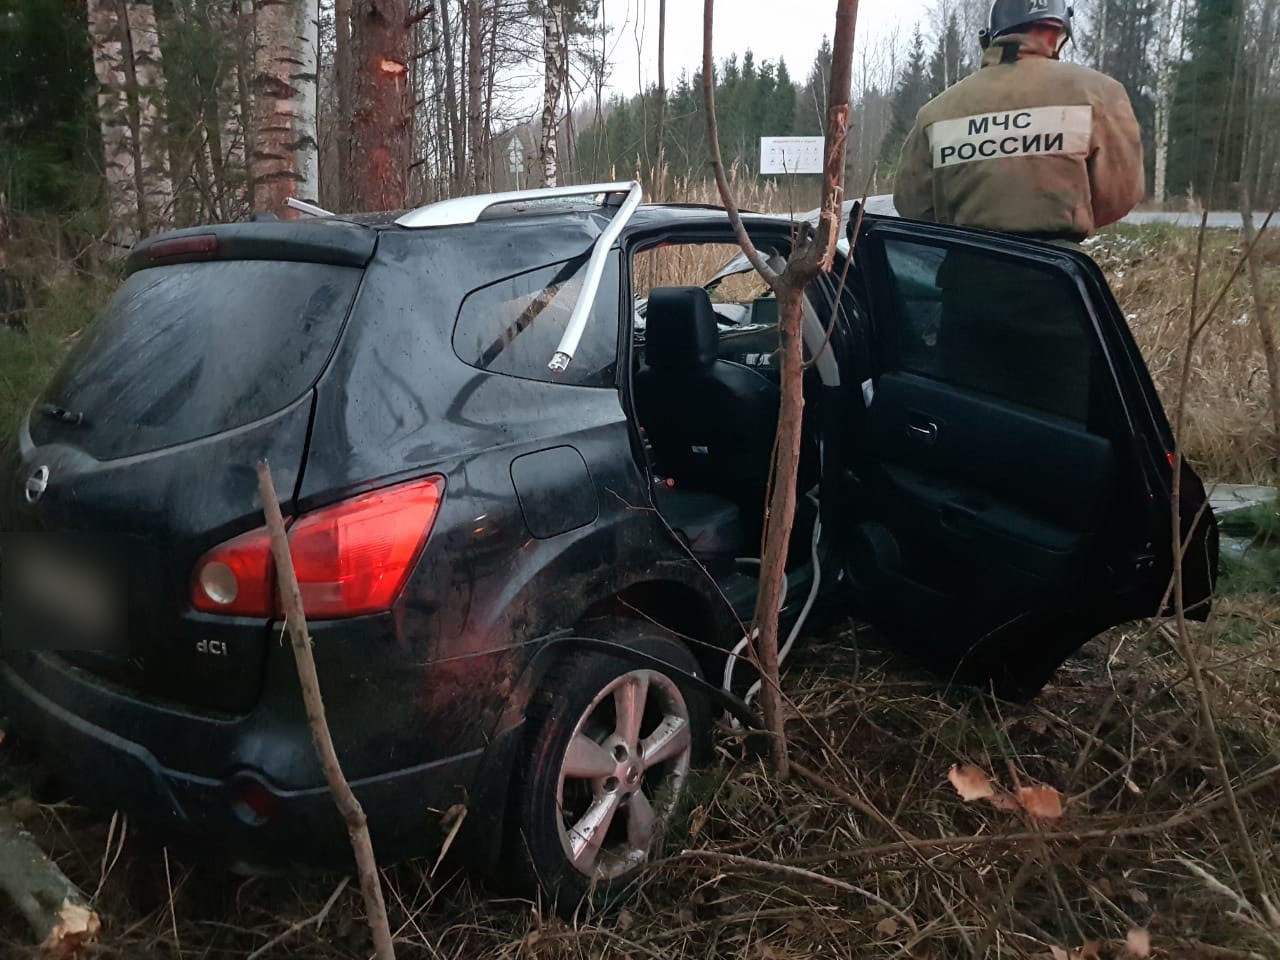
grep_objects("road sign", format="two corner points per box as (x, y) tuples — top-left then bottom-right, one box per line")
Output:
(760, 137), (825, 175)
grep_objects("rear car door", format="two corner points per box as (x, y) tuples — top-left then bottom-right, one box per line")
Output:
(843, 217), (1216, 697)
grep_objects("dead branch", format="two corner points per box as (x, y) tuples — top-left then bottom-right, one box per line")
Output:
(676, 849), (918, 932)
(1240, 184), (1280, 471)
(700, 1), (778, 287)
(256, 462), (396, 960)
(0, 808), (100, 957)
(246, 877), (350, 960)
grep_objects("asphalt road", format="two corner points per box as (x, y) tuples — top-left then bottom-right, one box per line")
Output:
(1122, 210), (1270, 229)
(854, 196), (1267, 230)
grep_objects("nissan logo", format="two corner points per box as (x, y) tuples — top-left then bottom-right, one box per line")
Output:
(24, 466), (50, 504)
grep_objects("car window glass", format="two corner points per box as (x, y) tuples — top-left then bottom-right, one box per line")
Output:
(453, 252), (620, 387)
(880, 238), (1094, 423)
(31, 260), (361, 460)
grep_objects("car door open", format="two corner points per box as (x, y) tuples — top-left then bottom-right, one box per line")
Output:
(844, 217), (1217, 698)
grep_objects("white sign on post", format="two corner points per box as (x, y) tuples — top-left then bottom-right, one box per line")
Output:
(760, 136), (825, 175)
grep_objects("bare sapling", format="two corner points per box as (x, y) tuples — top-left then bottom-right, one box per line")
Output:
(1169, 216), (1280, 933)
(702, 0), (860, 776)
(1239, 184), (1280, 472)
(256, 462), (396, 960)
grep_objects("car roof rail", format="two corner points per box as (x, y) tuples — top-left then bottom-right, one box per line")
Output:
(394, 181), (637, 229)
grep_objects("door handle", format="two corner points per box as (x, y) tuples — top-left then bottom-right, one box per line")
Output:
(907, 419), (939, 444)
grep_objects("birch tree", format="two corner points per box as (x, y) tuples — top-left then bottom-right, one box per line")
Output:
(539, 0), (567, 186)
(86, 0), (174, 246)
(1152, 0), (1183, 205)
(251, 0), (320, 215)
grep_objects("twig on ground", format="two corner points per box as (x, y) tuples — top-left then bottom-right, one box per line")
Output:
(246, 877), (350, 960)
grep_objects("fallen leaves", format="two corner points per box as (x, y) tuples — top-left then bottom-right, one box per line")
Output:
(946, 764), (1064, 820)
(947, 764), (995, 801)
(1125, 929), (1152, 957)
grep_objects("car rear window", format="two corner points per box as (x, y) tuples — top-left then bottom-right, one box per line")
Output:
(31, 260), (361, 460)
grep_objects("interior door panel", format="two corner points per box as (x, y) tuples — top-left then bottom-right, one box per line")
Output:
(861, 372), (1116, 632)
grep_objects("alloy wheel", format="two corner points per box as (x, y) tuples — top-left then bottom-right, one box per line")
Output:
(555, 669), (693, 880)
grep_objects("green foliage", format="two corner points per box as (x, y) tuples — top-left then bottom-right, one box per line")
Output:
(0, 272), (114, 440)
(880, 27), (930, 171)
(0, 0), (100, 213)
(577, 49), (805, 183)
(1168, 0), (1249, 205)
(1217, 495), (1280, 597)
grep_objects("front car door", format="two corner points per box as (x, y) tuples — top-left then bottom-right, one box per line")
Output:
(842, 216), (1217, 698)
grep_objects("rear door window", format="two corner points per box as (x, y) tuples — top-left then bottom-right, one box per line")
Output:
(453, 252), (620, 387)
(31, 260), (361, 460)
(879, 238), (1096, 423)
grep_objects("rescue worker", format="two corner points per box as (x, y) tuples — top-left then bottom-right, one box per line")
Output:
(894, 0), (1145, 240)
(890, 1), (1146, 420)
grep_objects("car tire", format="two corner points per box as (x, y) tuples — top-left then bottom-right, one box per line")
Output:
(510, 620), (711, 910)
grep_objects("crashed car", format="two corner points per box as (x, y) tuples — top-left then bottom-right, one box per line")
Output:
(0, 184), (1216, 902)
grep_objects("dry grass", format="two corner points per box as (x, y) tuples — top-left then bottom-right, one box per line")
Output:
(2, 610), (1277, 958)
(1088, 225), (1280, 484)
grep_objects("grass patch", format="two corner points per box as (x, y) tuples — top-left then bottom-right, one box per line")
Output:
(0, 273), (111, 440)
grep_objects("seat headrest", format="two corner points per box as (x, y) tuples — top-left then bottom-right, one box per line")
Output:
(644, 286), (720, 371)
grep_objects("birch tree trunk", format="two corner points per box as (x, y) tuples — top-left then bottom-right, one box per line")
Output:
(251, 0), (321, 215)
(539, 1), (565, 187)
(1152, 0), (1179, 206)
(349, 0), (411, 212)
(654, 0), (667, 198)
(86, 0), (174, 247)
(467, 0), (485, 192)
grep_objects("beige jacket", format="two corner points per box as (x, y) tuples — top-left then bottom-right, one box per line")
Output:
(893, 33), (1145, 239)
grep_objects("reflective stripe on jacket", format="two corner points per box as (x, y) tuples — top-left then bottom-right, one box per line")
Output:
(893, 33), (1145, 239)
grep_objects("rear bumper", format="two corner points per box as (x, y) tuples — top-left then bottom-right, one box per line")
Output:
(0, 657), (502, 871)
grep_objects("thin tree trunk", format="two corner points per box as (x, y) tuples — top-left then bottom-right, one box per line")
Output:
(256, 463), (396, 960)
(335, 0), (353, 210)
(654, 0), (667, 199)
(484, 0), (499, 187)
(702, 0), (859, 778)
(1153, 0), (1176, 205)
(88, 0), (137, 246)
(350, 0), (411, 211)
(232, 0), (257, 210)
(540, 1), (564, 187)
(428, 4), (447, 199)
(87, 0), (172, 245)
(118, 1), (152, 237)
(440, 0), (465, 191)
(251, 0), (321, 215)
(467, 0), (484, 191)
(1240, 187), (1280, 470)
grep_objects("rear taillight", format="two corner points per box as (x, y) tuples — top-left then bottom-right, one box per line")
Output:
(191, 526), (274, 616)
(190, 476), (445, 619)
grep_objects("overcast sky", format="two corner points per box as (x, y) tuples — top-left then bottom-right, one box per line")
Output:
(599, 0), (936, 96)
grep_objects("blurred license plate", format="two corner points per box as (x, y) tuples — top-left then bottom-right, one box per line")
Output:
(6, 542), (117, 647)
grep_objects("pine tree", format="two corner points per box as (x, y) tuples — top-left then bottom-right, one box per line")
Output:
(928, 13), (966, 97)
(1168, 0), (1248, 205)
(881, 26), (930, 171)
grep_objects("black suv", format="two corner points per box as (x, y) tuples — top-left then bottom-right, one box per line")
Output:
(0, 185), (1216, 902)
